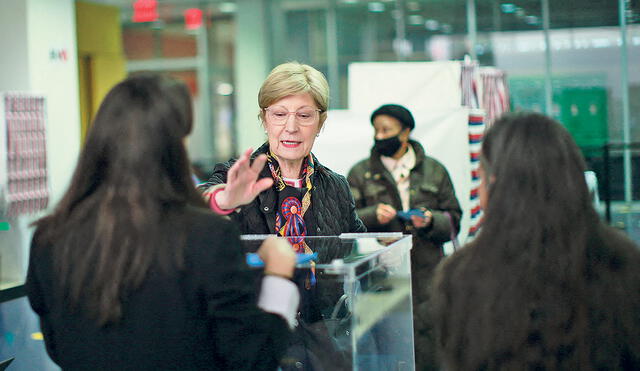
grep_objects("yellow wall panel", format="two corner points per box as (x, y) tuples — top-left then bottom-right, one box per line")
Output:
(76, 1), (126, 141)
(91, 55), (126, 116)
(76, 1), (123, 55)
(78, 55), (91, 141)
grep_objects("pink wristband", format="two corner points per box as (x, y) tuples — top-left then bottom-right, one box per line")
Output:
(209, 187), (235, 215)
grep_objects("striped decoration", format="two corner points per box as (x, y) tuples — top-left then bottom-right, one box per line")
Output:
(1, 93), (50, 218)
(466, 110), (486, 240)
(480, 67), (511, 127)
(461, 61), (510, 127)
(460, 61), (510, 242)
(461, 60), (480, 109)
(471, 169), (480, 182)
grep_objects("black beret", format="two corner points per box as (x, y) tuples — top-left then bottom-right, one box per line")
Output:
(370, 104), (415, 131)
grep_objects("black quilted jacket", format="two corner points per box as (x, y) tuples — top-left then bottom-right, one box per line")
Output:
(198, 143), (366, 236)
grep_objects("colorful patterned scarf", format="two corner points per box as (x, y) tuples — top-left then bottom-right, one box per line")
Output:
(267, 151), (316, 287)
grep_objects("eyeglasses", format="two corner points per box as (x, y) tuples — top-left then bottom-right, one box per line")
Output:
(263, 106), (322, 126)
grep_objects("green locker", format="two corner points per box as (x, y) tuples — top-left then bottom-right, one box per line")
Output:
(558, 87), (608, 149)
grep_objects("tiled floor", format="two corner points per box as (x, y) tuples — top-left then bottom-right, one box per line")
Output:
(0, 297), (58, 370)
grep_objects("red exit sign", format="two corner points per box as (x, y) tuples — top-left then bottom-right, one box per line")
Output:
(133, 0), (158, 23)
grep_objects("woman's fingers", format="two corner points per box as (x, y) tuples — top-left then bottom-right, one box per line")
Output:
(251, 154), (268, 174)
(380, 204), (396, 217)
(227, 154), (244, 182)
(221, 149), (274, 208)
(376, 203), (399, 224)
(411, 215), (426, 227)
(228, 148), (255, 183)
(254, 177), (274, 194)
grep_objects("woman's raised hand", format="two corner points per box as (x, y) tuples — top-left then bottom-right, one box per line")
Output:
(216, 148), (274, 210)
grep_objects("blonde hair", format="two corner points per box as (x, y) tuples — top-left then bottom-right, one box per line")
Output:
(258, 61), (329, 128)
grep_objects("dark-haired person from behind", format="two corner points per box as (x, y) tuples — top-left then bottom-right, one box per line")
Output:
(432, 112), (640, 370)
(26, 74), (300, 370)
(347, 104), (461, 371)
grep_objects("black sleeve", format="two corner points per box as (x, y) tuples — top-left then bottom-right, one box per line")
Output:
(347, 189), (367, 233)
(340, 173), (367, 233)
(25, 230), (60, 363)
(347, 165), (379, 229)
(196, 158), (237, 192)
(25, 232), (46, 315)
(417, 165), (462, 244)
(191, 215), (291, 371)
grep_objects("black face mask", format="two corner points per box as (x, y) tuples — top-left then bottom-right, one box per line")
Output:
(373, 135), (402, 157)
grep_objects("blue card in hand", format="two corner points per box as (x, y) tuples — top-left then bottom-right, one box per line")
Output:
(246, 252), (319, 267)
(396, 209), (426, 221)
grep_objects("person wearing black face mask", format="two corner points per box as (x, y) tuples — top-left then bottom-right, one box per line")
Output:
(347, 103), (462, 371)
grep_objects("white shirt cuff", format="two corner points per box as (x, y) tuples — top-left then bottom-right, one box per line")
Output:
(258, 275), (300, 329)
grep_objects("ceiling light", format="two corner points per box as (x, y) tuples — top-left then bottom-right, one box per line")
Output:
(217, 83), (234, 96)
(525, 15), (539, 25)
(219, 2), (236, 13)
(368, 2), (385, 12)
(501, 3), (516, 13)
(425, 19), (440, 31)
(408, 14), (424, 26)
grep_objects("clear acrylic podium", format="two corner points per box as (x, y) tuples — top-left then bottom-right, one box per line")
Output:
(241, 233), (415, 371)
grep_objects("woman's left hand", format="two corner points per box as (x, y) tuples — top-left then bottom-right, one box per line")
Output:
(411, 209), (433, 229)
(216, 148), (274, 209)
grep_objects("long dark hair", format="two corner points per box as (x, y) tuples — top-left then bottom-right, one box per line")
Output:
(434, 112), (640, 369)
(480, 112), (596, 261)
(34, 74), (205, 325)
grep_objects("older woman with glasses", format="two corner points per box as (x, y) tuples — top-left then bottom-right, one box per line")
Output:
(199, 61), (365, 242)
(199, 61), (365, 370)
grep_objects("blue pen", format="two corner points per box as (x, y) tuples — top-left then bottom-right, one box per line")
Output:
(396, 209), (426, 221)
(246, 252), (318, 267)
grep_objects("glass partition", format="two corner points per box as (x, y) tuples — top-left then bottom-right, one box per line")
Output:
(242, 233), (415, 371)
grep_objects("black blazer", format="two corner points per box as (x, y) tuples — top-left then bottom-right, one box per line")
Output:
(26, 206), (290, 371)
